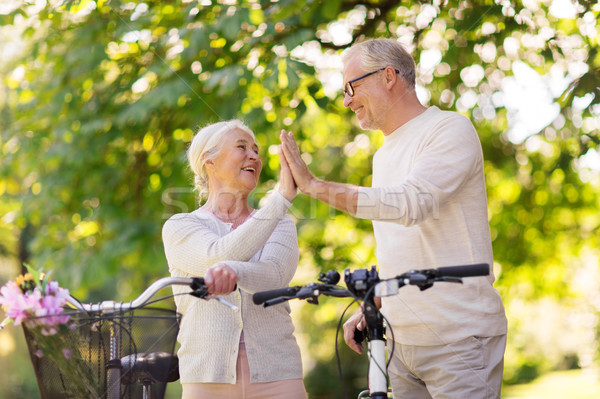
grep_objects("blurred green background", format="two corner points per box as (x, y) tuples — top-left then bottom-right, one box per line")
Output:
(0, 0), (599, 398)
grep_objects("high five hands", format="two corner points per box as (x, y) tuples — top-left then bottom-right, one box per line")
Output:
(279, 129), (316, 195)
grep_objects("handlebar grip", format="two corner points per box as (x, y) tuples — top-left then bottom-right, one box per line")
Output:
(252, 287), (300, 305)
(436, 263), (489, 277)
(354, 327), (365, 344)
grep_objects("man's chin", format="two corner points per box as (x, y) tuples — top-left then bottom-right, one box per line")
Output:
(358, 118), (377, 131)
(357, 116), (367, 128)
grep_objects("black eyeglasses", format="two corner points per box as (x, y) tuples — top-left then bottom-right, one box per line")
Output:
(343, 67), (400, 97)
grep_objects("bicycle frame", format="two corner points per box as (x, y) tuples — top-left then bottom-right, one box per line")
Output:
(343, 266), (388, 399)
(363, 298), (388, 399)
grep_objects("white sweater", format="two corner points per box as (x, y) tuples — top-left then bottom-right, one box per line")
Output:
(354, 106), (507, 345)
(162, 192), (303, 383)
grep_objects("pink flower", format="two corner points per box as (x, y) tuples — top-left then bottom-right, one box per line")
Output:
(34, 286), (70, 332)
(1, 275), (70, 331)
(0, 282), (42, 326)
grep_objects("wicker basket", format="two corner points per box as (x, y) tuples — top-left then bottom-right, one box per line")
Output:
(23, 307), (180, 399)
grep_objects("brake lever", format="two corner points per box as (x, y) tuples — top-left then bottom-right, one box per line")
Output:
(207, 296), (239, 311)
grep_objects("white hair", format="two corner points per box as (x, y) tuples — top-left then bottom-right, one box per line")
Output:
(342, 38), (416, 91)
(187, 119), (255, 198)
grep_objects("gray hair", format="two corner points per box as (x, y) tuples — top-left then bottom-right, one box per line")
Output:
(342, 38), (416, 91)
(187, 119), (255, 197)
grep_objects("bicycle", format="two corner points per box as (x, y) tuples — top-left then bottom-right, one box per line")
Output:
(22, 276), (237, 399)
(253, 263), (490, 399)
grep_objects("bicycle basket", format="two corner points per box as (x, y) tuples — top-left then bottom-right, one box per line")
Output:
(23, 307), (181, 399)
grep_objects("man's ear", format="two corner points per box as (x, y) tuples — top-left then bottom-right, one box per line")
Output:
(385, 67), (398, 90)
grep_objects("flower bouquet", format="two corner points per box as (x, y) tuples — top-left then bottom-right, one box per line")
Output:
(0, 265), (100, 399)
(2, 265), (182, 399)
(0, 265), (71, 333)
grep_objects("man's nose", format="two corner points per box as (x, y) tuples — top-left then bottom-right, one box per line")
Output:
(343, 92), (352, 108)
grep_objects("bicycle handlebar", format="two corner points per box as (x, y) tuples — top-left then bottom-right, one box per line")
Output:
(66, 277), (239, 313)
(374, 263), (489, 297)
(435, 263), (489, 277)
(252, 286), (302, 305)
(252, 283), (351, 307)
(253, 263), (490, 307)
(251, 263), (489, 399)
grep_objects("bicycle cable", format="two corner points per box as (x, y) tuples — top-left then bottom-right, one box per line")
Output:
(136, 293), (180, 309)
(335, 297), (361, 399)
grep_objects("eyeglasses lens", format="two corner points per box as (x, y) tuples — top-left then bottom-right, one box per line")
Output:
(344, 82), (354, 97)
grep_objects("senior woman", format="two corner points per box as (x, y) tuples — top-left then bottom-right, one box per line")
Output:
(162, 120), (306, 399)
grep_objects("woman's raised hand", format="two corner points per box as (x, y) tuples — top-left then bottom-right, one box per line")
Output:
(277, 137), (297, 202)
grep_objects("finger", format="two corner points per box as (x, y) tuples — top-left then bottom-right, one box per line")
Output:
(287, 131), (301, 152)
(204, 269), (214, 286)
(280, 129), (293, 139)
(343, 329), (363, 354)
(213, 270), (224, 294)
(208, 265), (227, 294)
(278, 147), (289, 169)
(343, 319), (358, 340)
(279, 134), (293, 157)
(205, 269), (216, 294)
(215, 269), (227, 294)
(215, 266), (237, 295)
(284, 132), (301, 156)
(219, 269), (234, 294)
(346, 339), (362, 354)
(227, 275), (237, 293)
(280, 148), (296, 180)
(280, 141), (302, 168)
(280, 130), (299, 155)
(357, 318), (366, 331)
(343, 326), (354, 343)
(220, 268), (232, 289)
(279, 130), (291, 145)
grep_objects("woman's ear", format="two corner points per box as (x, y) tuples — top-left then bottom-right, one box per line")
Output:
(202, 153), (216, 172)
(204, 159), (216, 172)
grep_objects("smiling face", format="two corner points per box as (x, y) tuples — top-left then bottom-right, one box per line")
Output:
(342, 53), (386, 131)
(205, 128), (263, 195)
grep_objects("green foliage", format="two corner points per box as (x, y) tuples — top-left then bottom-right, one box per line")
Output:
(1, 0), (599, 396)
